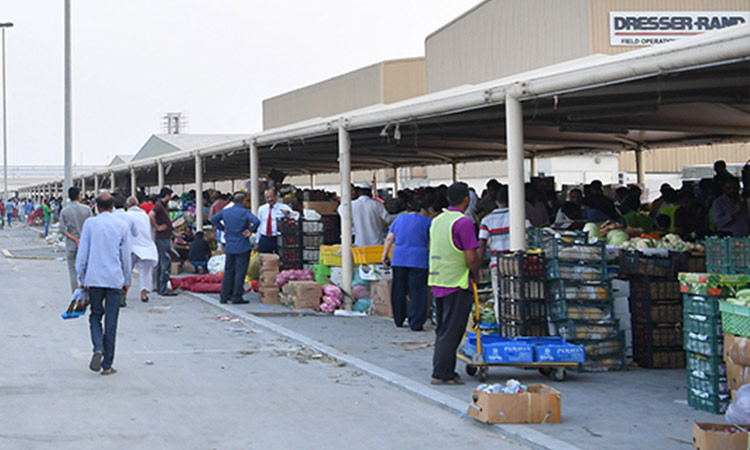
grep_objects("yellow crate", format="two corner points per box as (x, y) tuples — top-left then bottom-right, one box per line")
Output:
(320, 245), (342, 267)
(352, 245), (390, 265)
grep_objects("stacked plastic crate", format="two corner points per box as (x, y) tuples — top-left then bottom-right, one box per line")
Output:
(622, 250), (685, 369)
(529, 230), (626, 371)
(706, 237), (750, 275)
(321, 215), (341, 245)
(494, 251), (547, 337)
(300, 220), (324, 270)
(680, 272), (735, 414)
(279, 217), (303, 270)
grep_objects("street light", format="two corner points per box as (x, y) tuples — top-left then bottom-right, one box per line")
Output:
(1, 22), (12, 202)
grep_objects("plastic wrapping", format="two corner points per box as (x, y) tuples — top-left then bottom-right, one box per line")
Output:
(726, 385), (750, 424)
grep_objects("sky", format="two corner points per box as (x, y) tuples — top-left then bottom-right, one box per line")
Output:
(2, 0), (482, 167)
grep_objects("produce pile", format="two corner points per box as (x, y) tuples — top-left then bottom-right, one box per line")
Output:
(726, 289), (750, 306)
(584, 220), (705, 253)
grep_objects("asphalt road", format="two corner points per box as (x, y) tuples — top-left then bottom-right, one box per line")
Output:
(0, 225), (527, 450)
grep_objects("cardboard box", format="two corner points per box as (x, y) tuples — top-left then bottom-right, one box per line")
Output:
(726, 333), (750, 366)
(283, 281), (322, 311)
(170, 261), (182, 275)
(359, 264), (393, 281)
(727, 360), (750, 392)
(468, 385), (561, 424)
(259, 269), (278, 287)
(693, 422), (749, 450)
(259, 254), (281, 270)
(259, 286), (280, 305)
(303, 201), (338, 216)
(329, 267), (343, 286)
(370, 279), (392, 318)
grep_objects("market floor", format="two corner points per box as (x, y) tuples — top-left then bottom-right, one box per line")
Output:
(0, 226), (527, 450)
(195, 283), (726, 449)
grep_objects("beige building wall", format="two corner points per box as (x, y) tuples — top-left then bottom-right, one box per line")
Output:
(262, 58), (425, 130)
(425, 0), (591, 93)
(618, 143), (750, 173)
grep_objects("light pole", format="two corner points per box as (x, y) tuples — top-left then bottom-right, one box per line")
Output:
(1, 22), (12, 202)
(63, 1), (72, 205)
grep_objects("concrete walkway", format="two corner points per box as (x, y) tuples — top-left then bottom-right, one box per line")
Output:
(188, 277), (721, 450)
(0, 225), (528, 450)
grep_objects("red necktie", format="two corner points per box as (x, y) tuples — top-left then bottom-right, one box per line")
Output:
(266, 206), (273, 236)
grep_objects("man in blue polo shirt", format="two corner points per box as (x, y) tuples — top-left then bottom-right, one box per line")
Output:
(210, 192), (260, 304)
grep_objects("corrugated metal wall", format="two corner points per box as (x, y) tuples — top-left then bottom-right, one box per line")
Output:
(382, 59), (426, 105)
(262, 63), (383, 130)
(588, 0), (750, 54)
(425, 0), (590, 93)
(262, 59), (425, 130)
(618, 143), (750, 173)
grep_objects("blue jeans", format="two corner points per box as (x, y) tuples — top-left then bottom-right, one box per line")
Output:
(6, 213), (12, 226)
(391, 266), (428, 330)
(189, 260), (208, 272)
(88, 287), (122, 370)
(155, 239), (172, 293)
(221, 251), (250, 303)
(44, 220), (50, 236)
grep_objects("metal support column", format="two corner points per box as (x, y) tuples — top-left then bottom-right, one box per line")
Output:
(635, 147), (646, 187)
(249, 140), (260, 214)
(393, 167), (399, 192)
(157, 160), (164, 192)
(195, 153), (203, 231)
(530, 154), (538, 178)
(451, 162), (459, 183)
(130, 167), (137, 198)
(63, 0), (72, 206)
(110, 172), (116, 192)
(338, 123), (353, 309)
(506, 89), (527, 251)
(93, 174), (99, 196)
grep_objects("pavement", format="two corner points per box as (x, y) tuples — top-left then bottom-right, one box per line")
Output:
(2, 223), (722, 450)
(0, 224), (527, 450)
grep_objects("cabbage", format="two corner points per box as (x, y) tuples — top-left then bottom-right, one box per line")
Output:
(606, 230), (629, 247)
(583, 223), (600, 243)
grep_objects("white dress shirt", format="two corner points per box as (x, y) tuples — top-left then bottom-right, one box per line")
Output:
(76, 211), (132, 289)
(126, 206), (158, 262)
(257, 202), (292, 237)
(350, 196), (396, 247)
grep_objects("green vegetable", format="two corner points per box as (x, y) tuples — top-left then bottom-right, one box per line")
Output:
(606, 230), (629, 247)
(583, 223), (600, 242)
(736, 289), (750, 299)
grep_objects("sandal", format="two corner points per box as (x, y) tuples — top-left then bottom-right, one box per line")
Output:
(101, 368), (117, 376)
(89, 351), (103, 372)
(430, 376), (464, 385)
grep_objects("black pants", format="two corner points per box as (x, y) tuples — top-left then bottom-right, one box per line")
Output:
(220, 251), (251, 303)
(391, 266), (428, 330)
(432, 288), (473, 380)
(258, 235), (278, 254)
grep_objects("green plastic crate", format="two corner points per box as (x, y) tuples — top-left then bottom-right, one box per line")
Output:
(683, 294), (721, 316)
(686, 352), (726, 379)
(688, 389), (730, 414)
(548, 299), (614, 322)
(687, 373), (729, 396)
(684, 330), (723, 357)
(683, 311), (722, 337)
(719, 301), (750, 338)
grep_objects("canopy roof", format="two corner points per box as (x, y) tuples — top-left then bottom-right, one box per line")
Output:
(29, 24), (750, 189)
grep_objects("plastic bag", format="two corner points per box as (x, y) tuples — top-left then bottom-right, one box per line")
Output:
(352, 284), (370, 300)
(352, 298), (371, 313)
(208, 254), (226, 274)
(247, 251), (260, 280)
(726, 385), (750, 424)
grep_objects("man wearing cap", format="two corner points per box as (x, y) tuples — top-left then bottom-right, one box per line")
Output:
(429, 182), (480, 385)
(350, 183), (396, 246)
(255, 188), (292, 254)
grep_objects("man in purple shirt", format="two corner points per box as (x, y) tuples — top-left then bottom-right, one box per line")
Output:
(428, 182), (480, 385)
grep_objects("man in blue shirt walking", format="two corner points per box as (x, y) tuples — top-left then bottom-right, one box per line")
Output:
(76, 193), (132, 375)
(210, 192), (260, 304)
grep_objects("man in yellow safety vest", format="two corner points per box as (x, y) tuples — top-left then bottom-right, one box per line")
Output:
(428, 182), (481, 385)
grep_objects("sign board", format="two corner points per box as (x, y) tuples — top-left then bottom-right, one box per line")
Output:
(610, 11), (749, 46)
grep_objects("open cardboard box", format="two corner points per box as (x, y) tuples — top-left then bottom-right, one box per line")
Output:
(468, 384), (561, 424)
(694, 422), (750, 450)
